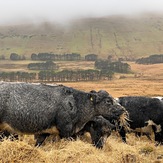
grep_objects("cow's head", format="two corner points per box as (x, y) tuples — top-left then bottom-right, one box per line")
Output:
(89, 90), (129, 131)
(89, 116), (115, 148)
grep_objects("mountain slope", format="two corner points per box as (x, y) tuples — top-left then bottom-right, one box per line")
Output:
(1, 14), (163, 59)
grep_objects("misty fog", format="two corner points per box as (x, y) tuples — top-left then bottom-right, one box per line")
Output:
(1, 0), (163, 25)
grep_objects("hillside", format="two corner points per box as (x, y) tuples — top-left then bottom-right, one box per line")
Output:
(1, 13), (163, 59)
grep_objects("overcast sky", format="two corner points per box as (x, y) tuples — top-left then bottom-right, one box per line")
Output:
(1, 0), (163, 25)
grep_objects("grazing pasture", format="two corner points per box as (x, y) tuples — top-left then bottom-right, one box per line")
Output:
(0, 62), (163, 162)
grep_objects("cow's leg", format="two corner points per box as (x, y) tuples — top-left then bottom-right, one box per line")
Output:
(0, 131), (6, 141)
(135, 132), (141, 138)
(135, 131), (151, 140)
(118, 127), (127, 143)
(34, 133), (50, 147)
(0, 130), (9, 140)
(145, 133), (152, 140)
(152, 125), (163, 145)
(154, 133), (163, 146)
(0, 130), (18, 141)
(56, 117), (74, 138)
(154, 132), (163, 146)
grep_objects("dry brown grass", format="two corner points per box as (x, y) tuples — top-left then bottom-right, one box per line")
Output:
(0, 62), (163, 163)
(1, 133), (163, 163)
(63, 78), (163, 97)
(0, 60), (95, 72)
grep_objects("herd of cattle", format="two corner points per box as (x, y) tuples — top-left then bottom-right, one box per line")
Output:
(0, 82), (162, 148)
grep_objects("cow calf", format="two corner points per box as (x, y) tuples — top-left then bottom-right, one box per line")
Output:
(34, 116), (115, 148)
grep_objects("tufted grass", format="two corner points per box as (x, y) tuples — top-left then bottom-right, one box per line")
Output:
(0, 133), (163, 163)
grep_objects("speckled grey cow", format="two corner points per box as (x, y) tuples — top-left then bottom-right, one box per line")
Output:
(0, 82), (128, 146)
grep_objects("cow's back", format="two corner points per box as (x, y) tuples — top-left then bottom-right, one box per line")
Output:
(118, 96), (163, 128)
(0, 82), (76, 134)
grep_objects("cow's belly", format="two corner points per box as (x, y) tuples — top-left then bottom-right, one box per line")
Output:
(0, 122), (59, 135)
(131, 120), (162, 133)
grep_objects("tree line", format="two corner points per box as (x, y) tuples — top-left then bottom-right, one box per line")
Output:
(10, 53), (26, 60)
(28, 61), (59, 70)
(136, 54), (163, 64)
(0, 53), (132, 82)
(38, 69), (103, 81)
(0, 57), (131, 82)
(0, 72), (36, 82)
(5, 52), (98, 61)
(95, 59), (131, 73)
(2, 52), (163, 64)
(31, 53), (81, 61)
(0, 69), (114, 82)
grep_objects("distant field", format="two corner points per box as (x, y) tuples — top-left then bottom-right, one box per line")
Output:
(0, 60), (163, 80)
(64, 78), (163, 97)
(0, 60), (95, 72)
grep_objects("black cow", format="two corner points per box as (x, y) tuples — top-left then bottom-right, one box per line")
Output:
(79, 116), (115, 148)
(116, 96), (163, 145)
(34, 116), (115, 148)
(0, 82), (128, 146)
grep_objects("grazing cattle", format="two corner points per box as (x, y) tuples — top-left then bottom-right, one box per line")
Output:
(0, 82), (128, 146)
(79, 116), (115, 148)
(34, 116), (116, 148)
(116, 96), (163, 145)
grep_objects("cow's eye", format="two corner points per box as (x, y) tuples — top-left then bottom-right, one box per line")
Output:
(106, 99), (113, 105)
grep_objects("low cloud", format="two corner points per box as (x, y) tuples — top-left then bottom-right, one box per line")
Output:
(1, 0), (163, 25)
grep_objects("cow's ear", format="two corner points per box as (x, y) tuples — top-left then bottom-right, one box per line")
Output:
(63, 87), (73, 95)
(88, 93), (97, 103)
(89, 93), (103, 104)
(90, 90), (97, 93)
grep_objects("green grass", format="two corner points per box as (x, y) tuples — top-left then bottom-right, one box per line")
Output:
(1, 14), (163, 59)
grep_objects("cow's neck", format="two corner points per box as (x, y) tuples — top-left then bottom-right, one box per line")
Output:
(74, 102), (96, 133)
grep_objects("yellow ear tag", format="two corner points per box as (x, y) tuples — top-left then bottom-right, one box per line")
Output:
(90, 97), (93, 101)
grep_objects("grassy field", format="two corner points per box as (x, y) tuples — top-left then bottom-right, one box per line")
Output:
(0, 61), (163, 162)
(1, 133), (163, 163)
(0, 60), (95, 72)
